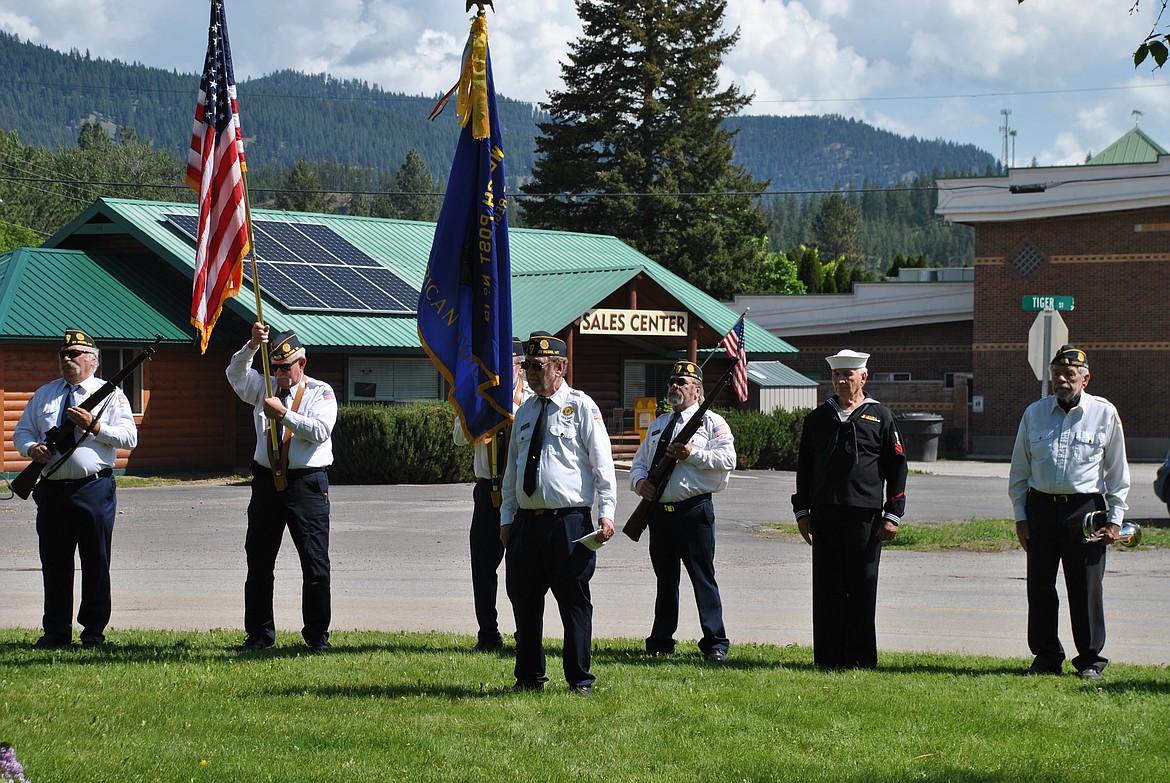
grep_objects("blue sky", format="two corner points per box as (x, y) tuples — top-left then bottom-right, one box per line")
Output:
(3, 0), (1168, 166)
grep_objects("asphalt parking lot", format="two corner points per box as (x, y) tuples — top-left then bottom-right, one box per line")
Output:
(2, 461), (1167, 665)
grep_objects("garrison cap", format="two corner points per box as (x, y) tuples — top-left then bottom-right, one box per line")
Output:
(526, 331), (566, 358)
(1051, 344), (1087, 369)
(826, 349), (869, 370)
(269, 330), (303, 362)
(513, 337), (525, 358)
(63, 329), (97, 349)
(670, 360), (703, 382)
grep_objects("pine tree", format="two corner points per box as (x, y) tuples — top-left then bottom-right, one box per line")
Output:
(520, 0), (769, 299)
(387, 148), (441, 222)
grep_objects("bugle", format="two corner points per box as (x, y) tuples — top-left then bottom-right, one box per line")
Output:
(1081, 510), (1141, 547)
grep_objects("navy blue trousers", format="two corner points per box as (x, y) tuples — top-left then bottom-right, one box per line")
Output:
(505, 509), (596, 688)
(646, 497), (728, 656)
(470, 479), (505, 645)
(1024, 491), (1108, 673)
(33, 474), (117, 643)
(245, 469), (331, 646)
(810, 505), (883, 669)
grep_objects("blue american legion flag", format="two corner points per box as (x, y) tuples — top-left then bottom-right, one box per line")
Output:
(186, 0), (249, 354)
(418, 15), (513, 442)
(721, 313), (749, 402)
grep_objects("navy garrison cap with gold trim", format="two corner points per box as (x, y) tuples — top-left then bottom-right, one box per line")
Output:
(1051, 344), (1087, 369)
(513, 337), (524, 358)
(670, 360), (703, 382)
(63, 329), (97, 349)
(526, 331), (566, 358)
(269, 330), (303, 362)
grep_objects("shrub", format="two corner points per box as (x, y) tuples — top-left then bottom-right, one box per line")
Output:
(330, 403), (476, 485)
(717, 406), (808, 471)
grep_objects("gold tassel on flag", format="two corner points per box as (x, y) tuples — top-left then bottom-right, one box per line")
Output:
(428, 13), (491, 140)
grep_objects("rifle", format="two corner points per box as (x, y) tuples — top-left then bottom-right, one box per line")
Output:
(10, 335), (162, 500)
(622, 357), (739, 542)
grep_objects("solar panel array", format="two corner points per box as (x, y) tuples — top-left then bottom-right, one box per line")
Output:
(165, 213), (416, 314)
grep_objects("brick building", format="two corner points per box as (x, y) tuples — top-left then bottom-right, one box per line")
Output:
(937, 127), (1170, 459)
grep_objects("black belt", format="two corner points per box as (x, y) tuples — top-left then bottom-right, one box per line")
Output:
(658, 493), (712, 513)
(1030, 489), (1100, 504)
(46, 467), (113, 486)
(252, 461), (328, 479)
(519, 506), (589, 518)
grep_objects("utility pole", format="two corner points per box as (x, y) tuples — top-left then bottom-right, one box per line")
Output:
(1000, 109), (1013, 170)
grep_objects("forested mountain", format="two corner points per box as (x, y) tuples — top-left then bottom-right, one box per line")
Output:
(0, 32), (996, 193)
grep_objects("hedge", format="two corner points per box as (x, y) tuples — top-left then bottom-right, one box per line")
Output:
(329, 402), (810, 484)
(330, 402), (475, 485)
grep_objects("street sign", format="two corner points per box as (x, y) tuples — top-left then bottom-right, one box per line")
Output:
(1027, 309), (1069, 383)
(1022, 295), (1074, 311)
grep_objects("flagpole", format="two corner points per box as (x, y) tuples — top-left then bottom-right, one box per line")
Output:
(240, 169), (287, 491)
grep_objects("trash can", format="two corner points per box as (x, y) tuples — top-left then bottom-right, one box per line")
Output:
(897, 413), (944, 462)
(634, 397), (659, 443)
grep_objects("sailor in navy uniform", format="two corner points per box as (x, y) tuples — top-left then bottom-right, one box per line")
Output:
(500, 331), (616, 696)
(227, 323), (337, 652)
(630, 360), (735, 662)
(792, 349), (907, 670)
(14, 329), (138, 649)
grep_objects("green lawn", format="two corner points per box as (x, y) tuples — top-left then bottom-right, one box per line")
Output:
(761, 517), (1170, 551)
(1, 629), (1168, 782)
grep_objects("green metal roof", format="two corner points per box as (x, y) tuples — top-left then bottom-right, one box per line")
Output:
(1087, 126), (1170, 165)
(745, 361), (818, 388)
(0, 247), (198, 344)
(42, 197), (796, 356)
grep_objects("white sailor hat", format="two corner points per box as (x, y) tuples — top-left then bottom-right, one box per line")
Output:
(825, 349), (870, 370)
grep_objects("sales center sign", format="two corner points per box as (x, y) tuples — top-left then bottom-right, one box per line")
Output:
(579, 309), (689, 337)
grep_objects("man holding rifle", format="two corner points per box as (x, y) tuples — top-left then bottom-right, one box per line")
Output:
(630, 360), (735, 662)
(13, 329), (138, 650)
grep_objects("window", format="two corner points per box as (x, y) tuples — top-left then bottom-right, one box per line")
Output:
(622, 360), (675, 408)
(99, 348), (145, 414)
(348, 357), (440, 403)
(869, 372), (911, 382)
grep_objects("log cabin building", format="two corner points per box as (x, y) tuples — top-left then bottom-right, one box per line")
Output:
(0, 198), (805, 477)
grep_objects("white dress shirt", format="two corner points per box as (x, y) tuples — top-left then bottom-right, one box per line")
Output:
(499, 382), (616, 526)
(226, 342), (336, 469)
(1008, 391), (1130, 525)
(629, 403), (736, 503)
(14, 375), (138, 480)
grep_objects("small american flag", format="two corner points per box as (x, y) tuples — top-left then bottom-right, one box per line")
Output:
(721, 313), (748, 403)
(187, 0), (249, 354)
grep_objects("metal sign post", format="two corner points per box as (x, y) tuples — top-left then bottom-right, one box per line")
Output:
(1027, 308), (1069, 398)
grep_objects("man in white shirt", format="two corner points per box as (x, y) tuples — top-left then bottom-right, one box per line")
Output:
(13, 329), (138, 650)
(1009, 344), (1130, 680)
(500, 331), (616, 696)
(630, 360), (735, 662)
(227, 323), (337, 652)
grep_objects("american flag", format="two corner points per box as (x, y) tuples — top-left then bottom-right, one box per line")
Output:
(187, 0), (249, 354)
(721, 313), (748, 403)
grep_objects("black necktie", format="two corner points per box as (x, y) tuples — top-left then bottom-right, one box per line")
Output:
(275, 387), (292, 442)
(57, 384), (79, 452)
(651, 411), (681, 471)
(523, 398), (550, 496)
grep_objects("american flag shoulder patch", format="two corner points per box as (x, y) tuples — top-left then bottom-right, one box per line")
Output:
(591, 407), (603, 421)
(322, 388), (335, 401)
(711, 422), (729, 437)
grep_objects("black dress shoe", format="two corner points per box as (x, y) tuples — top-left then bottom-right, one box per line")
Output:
(570, 684), (592, 698)
(235, 637), (275, 652)
(511, 681), (544, 693)
(306, 640), (331, 652)
(33, 634), (72, 649)
(80, 638), (104, 650)
(1022, 664), (1061, 676)
(1077, 668), (1103, 681)
(704, 650), (728, 663)
(471, 639), (504, 653)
